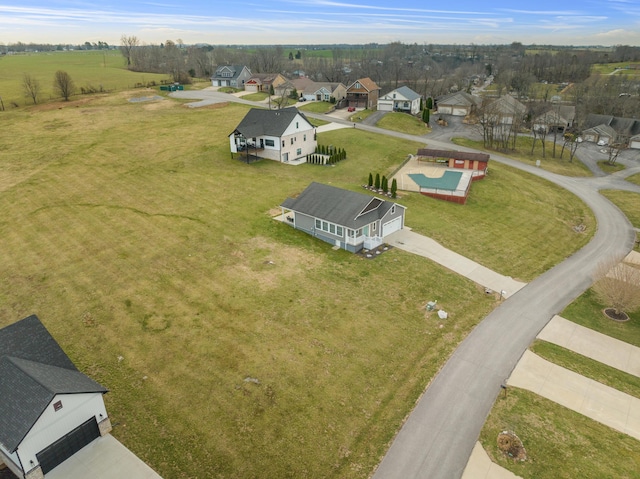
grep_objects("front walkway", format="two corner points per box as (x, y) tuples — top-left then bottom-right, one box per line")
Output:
(46, 434), (162, 479)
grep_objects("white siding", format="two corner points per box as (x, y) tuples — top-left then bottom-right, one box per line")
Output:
(18, 393), (107, 469)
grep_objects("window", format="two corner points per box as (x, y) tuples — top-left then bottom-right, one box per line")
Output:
(336, 226), (343, 236)
(347, 229), (355, 238)
(303, 134), (307, 141)
(329, 224), (335, 234)
(265, 139), (275, 147)
(53, 400), (63, 412)
(373, 223), (376, 232)
(296, 122), (299, 128)
(291, 138), (294, 145)
(316, 219), (344, 237)
(391, 205), (395, 214)
(282, 140), (285, 147)
(315, 219), (321, 229)
(297, 148), (301, 155)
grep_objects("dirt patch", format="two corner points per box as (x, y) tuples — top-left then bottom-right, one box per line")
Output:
(28, 95), (104, 112)
(497, 430), (527, 461)
(603, 308), (630, 322)
(356, 243), (393, 259)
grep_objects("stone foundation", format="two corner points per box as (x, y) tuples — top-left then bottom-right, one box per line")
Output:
(25, 465), (44, 479)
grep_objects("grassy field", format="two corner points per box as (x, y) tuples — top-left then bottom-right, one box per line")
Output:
(453, 137), (593, 177)
(298, 101), (335, 114)
(0, 50), (170, 107)
(375, 112), (430, 136)
(600, 190), (640, 228)
(479, 388), (640, 478)
(0, 92), (598, 478)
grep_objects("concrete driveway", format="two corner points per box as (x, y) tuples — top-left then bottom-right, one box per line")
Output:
(46, 434), (162, 479)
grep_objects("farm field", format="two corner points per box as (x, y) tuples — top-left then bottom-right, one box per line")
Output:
(0, 50), (170, 107)
(0, 89), (596, 478)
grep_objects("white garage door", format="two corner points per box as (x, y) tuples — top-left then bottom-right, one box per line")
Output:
(630, 140), (640, 150)
(438, 106), (452, 114)
(378, 100), (393, 111)
(382, 217), (402, 237)
(452, 107), (467, 116)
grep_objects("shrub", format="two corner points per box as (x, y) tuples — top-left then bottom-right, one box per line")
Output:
(368, 173), (373, 187)
(391, 178), (397, 198)
(374, 173), (380, 190)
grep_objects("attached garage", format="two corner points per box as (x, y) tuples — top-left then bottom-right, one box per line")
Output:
(382, 216), (403, 237)
(629, 135), (640, 149)
(37, 417), (100, 474)
(378, 100), (393, 112)
(452, 107), (468, 116)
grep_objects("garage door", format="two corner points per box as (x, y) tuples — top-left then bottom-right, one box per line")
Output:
(382, 217), (402, 237)
(378, 101), (393, 112)
(36, 417), (100, 474)
(452, 107), (467, 116)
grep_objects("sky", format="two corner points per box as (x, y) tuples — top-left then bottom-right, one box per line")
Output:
(1, 0), (640, 47)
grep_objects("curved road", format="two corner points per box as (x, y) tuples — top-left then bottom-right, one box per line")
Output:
(171, 89), (639, 478)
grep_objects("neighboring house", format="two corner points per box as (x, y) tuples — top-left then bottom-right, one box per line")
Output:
(582, 113), (640, 146)
(229, 107), (317, 163)
(435, 91), (482, 116)
(0, 315), (111, 478)
(210, 65), (252, 89)
(482, 94), (527, 125)
(378, 86), (421, 115)
(346, 78), (381, 109)
(532, 105), (576, 133)
(244, 73), (287, 93)
(581, 124), (617, 145)
(280, 182), (406, 252)
(630, 134), (640, 150)
(300, 81), (347, 102)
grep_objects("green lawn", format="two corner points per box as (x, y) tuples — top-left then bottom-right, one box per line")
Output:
(453, 137), (593, 177)
(599, 190), (640, 228)
(479, 388), (640, 479)
(597, 161), (625, 174)
(375, 112), (429, 136)
(0, 92), (599, 479)
(561, 289), (640, 348)
(240, 91), (269, 101)
(0, 50), (170, 106)
(626, 173), (640, 187)
(299, 101), (335, 113)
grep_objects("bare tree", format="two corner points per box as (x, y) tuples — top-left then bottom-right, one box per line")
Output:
(53, 70), (75, 101)
(120, 35), (139, 67)
(593, 258), (640, 317)
(605, 142), (625, 165)
(22, 73), (41, 104)
(560, 129), (582, 163)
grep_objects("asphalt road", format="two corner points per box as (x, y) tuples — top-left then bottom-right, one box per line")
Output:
(171, 89), (639, 478)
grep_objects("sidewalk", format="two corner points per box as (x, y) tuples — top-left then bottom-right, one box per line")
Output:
(461, 442), (521, 479)
(507, 351), (640, 441)
(538, 315), (640, 377)
(386, 229), (526, 297)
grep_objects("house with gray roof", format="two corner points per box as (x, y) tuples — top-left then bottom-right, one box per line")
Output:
(0, 315), (111, 478)
(532, 105), (576, 133)
(435, 91), (482, 116)
(582, 113), (640, 146)
(280, 182), (406, 252)
(378, 86), (421, 115)
(210, 65), (252, 89)
(229, 107), (317, 163)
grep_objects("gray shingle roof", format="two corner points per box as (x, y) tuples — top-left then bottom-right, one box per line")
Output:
(231, 107), (313, 139)
(0, 315), (107, 453)
(281, 182), (403, 229)
(386, 86), (421, 101)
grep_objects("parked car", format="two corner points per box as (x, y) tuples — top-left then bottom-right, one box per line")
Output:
(347, 107), (356, 112)
(298, 97), (306, 102)
(597, 139), (607, 146)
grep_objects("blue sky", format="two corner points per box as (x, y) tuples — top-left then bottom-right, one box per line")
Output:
(1, 0), (639, 46)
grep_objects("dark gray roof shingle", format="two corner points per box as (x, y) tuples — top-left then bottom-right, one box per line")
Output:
(231, 107), (313, 139)
(281, 182), (402, 229)
(0, 315), (107, 452)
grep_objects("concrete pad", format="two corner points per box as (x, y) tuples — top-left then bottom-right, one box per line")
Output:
(461, 442), (522, 479)
(537, 316), (640, 378)
(46, 434), (162, 479)
(624, 250), (640, 265)
(385, 229), (526, 296)
(508, 351), (640, 441)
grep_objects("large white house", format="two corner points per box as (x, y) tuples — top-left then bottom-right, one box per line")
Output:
(229, 108), (317, 163)
(0, 315), (111, 478)
(377, 86), (421, 115)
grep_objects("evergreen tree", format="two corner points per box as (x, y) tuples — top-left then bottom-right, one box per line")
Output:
(368, 172), (373, 187)
(391, 179), (397, 198)
(426, 97), (433, 109)
(382, 176), (388, 193)
(422, 108), (430, 124)
(374, 173), (380, 189)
